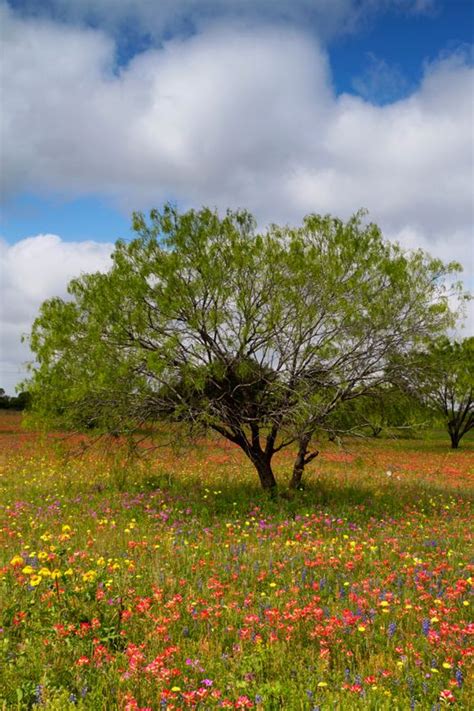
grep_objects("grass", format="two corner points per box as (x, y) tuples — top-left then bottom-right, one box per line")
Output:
(0, 411), (473, 709)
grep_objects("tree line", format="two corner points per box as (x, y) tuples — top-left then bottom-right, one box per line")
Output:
(0, 389), (31, 410)
(22, 205), (473, 490)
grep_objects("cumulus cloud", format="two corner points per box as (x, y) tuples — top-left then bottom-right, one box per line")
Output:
(0, 7), (332, 209)
(287, 51), (474, 235)
(0, 235), (113, 393)
(1, 3), (472, 231)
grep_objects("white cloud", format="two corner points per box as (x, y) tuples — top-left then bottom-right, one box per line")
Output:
(286, 52), (474, 234)
(0, 235), (113, 393)
(1, 4), (472, 229)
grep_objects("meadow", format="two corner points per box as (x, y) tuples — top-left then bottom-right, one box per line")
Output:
(0, 411), (472, 710)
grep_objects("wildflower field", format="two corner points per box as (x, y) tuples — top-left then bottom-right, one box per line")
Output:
(1, 412), (473, 710)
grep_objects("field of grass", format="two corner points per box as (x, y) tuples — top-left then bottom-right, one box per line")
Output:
(1, 411), (473, 710)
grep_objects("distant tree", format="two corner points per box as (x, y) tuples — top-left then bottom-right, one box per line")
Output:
(0, 388), (31, 410)
(14, 391), (32, 411)
(23, 205), (462, 490)
(399, 337), (473, 449)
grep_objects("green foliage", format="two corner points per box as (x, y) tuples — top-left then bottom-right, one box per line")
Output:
(23, 204), (463, 487)
(399, 337), (474, 448)
(324, 385), (429, 439)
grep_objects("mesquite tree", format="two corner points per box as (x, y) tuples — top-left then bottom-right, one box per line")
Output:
(398, 337), (473, 449)
(24, 205), (462, 489)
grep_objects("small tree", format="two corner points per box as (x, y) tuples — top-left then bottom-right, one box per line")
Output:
(24, 205), (462, 490)
(399, 337), (473, 449)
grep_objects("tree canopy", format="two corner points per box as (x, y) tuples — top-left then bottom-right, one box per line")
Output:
(24, 205), (463, 489)
(398, 337), (474, 448)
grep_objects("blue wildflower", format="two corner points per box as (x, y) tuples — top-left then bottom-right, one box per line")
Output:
(34, 685), (43, 705)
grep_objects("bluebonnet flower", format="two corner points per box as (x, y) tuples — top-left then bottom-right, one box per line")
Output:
(422, 618), (430, 636)
(34, 685), (43, 705)
(455, 668), (463, 687)
(388, 622), (396, 638)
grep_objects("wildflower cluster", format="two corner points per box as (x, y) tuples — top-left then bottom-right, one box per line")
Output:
(0, 412), (472, 708)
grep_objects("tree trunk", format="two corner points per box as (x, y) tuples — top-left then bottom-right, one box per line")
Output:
(448, 422), (461, 449)
(211, 426), (278, 491)
(253, 455), (278, 491)
(450, 431), (460, 449)
(289, 434), (319, 490)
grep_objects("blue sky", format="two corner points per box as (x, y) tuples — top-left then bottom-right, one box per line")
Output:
(0, 0), (473, 392)
(2, 194), (132, 244)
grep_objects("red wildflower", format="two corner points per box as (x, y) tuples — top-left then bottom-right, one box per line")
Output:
(439, 689), (456, 703)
